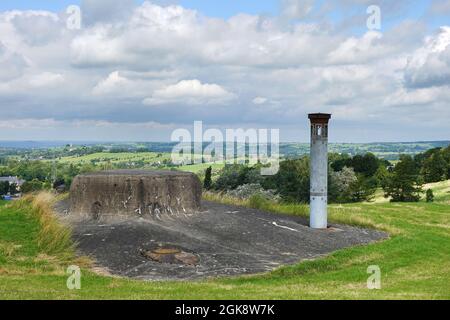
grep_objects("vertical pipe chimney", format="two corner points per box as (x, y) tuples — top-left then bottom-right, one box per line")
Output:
(309, 113), (331, 229)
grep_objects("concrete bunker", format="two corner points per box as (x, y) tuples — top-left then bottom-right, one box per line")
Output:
(69, 170), (202, 220)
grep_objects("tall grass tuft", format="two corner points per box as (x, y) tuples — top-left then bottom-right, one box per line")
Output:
(13, 192), (75, 262)
(203, 191), (310, 218)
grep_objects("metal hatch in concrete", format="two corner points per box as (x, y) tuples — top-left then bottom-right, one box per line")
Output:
(58, 200), (387, 281)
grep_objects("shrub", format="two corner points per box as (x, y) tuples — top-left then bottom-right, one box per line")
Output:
(248, 193), (271, 210)
(426, 189), (434, 203)
(21, 179), (44, 194)
(329, 167), (376, 203)
(213, 164), (263, 191)
(226, 183), (280, 202)
(0, 181), (9, 196)
(204, 166), (212, 190)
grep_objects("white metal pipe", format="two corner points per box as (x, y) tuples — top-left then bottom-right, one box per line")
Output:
(309, 114), (331, 229)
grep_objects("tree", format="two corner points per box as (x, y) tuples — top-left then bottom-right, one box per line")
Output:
(348, 176), (377, 202)
(214, 164), (263, 191)
(374, 165), (390, 188)
(352, 153), (380, 177)
(204, 166), (212, 190)
(330, 154), (351, 172)
(414, 147), (441, 169)
(383, 155), (423, 202)
(329, 166), (357, 203)
(0, 181), (9, 196)
(213, 165), (248, 191)
(21, 179), (44, 194)
(421, 152), (447, 183)
(329, 167), (376, 203)
(9, 183), (19, 195)
(331, 153), (381, 177)
(426, 189), (434, 203)
(263, 158), (310, 203)
(439, 145), (450, 179)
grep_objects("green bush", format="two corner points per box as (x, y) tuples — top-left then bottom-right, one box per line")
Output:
(204, 166), (212, 190)
(0, 181), (9, 196)
(426, 189), (434, 203)
(248, 194), (271, 210)
(21, 179), (44, 194)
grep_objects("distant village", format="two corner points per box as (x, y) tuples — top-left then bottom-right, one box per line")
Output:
(0, 176), (25, 200)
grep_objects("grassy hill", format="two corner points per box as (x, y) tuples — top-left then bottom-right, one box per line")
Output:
(0, 182), (449, 299)
(424, 180), (450, 203)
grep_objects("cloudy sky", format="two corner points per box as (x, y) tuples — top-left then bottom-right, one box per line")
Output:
(0, 0), (449, 142)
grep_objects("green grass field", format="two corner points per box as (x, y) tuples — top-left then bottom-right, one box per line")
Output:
(56, 152), (171, 165)
(0, 182), (449, 300)
(55, 152), (225, 174)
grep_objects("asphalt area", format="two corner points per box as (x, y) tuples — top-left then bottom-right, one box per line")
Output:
(57, 201), (387, 281)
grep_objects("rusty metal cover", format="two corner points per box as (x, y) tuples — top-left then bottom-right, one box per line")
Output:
(308, 113), (332, 124)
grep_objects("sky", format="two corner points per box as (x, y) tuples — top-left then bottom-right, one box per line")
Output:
(0, 0), (449, 142)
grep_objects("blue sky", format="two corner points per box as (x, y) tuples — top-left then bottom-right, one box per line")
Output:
(0, 0), (445, 33)
(0, 0), (436, 19)
(0, 0), (278, 17)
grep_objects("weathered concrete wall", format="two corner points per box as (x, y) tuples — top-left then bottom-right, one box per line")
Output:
(69, 170), (202, 220)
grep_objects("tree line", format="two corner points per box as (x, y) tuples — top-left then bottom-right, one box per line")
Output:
(1, 144), (449, 201)
(205, 144), (450, 203)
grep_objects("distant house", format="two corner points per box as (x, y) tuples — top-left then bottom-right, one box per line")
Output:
(0, 176), (26, 188)
(0, 176), (25, 199)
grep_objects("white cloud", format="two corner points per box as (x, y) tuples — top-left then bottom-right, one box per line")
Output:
(384, 87), (442, 107)
(327, 31), (385, 64)
(92, 71), (132, 96)
(143, 79), (235, 105)
(81, 0), (135, 25)
(252, 97), (268, 105)
(0, 118), (179, 140)
(28, 72), (64, 88)
(0, 72), (64, 94)
(70, 25), (125, 67)
(0, 2), (449, 141)
(9, 10), (61, 46)
(69, 2), (340, 69)
(404, 26), (450, 88)
(281, 0), (315, 19)
(0, 43), (28, 80)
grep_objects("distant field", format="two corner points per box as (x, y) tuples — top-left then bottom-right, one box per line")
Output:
(2, 141), (449, 162)
(281, 141), (450, 160)
(56, 152), (237, 174)
(56, 152), (171, 165)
